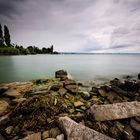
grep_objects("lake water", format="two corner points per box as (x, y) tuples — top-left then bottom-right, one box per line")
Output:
(0, 54), (140, 83)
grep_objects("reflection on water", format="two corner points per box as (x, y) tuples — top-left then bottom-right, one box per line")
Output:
(0, 54), (140, 83)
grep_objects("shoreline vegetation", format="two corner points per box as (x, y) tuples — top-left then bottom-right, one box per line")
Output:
(0, 24), (59, 55)
(0, 70), (140, 140)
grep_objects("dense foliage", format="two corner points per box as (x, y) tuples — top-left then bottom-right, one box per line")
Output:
(0, 24), (59, 55)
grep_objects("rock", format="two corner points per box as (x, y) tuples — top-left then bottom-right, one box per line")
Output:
(0, 100), (9, 116)
(58, 88), (67, 96)
(0, 134), (5, 140)
(5, 126), (14, 135)
(111, 86), (134, 97)
(0, 86), (8, 95)
(7, 82), (33, 93)
(98, 89), (108, 97)
(63, 79), (78, 94)
(135, 116), (140, 122)
(91, 86), (98, 93)
(3, 89), (22, 99)
(0, 113), (10, 125)
(56, 134), (64, 140)
(110, 78), (122, 87)
(12, 98), (26, 104)
(74, 101), (84, 107)
(122, 126), (135, 140)
(65, 85), (78, 94)
(138, 73), (140, 79)
(42, 130), (49, 139)
(124, 80), (139, 92)
(58, 116), (115, 140)
(50, 84), (62, 91)
(19, 132), (41, 140)
(49, 127), (61, 138)
(115, 122), (124, 132)
(79, 91), (90, 100)
(88, 101), (140, 121)
(64, 79), (76, 86)
(130, 119), (140, 132)
(55, 70), (68, 81)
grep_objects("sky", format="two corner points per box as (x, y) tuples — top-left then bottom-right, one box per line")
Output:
(0, 0), (140, 53)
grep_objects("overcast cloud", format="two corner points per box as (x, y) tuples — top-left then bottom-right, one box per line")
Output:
(0, 0), (140, 53)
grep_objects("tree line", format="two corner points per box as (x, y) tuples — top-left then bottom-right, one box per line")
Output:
(0, 24), (58, 55)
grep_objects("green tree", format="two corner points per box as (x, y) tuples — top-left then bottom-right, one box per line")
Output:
(0, 24), (4, 47)
(4, 25), (11, 46)
(50, 45), (53, 54)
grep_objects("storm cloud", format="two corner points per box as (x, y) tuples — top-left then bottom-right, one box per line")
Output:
(0, 0), (140, 53)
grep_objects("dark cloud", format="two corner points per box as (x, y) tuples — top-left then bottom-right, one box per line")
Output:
(0, 0), (26, 22)
(0, 0), (140, 53)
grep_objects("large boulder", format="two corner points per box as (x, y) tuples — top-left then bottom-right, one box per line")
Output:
(88, 101), (140, 121)
(0, 100), (9, 116)
(55, 70), (68, 81)
(58, 116), (114, 140)
(64, 79), (78, 94)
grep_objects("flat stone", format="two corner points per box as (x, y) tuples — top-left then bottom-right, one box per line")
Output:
(56, 134), (64, 140)
(19, 132), (41, 140)
(42, 130), (49, 139)
(88, 101), (140, 121)
(130, 119), (140, 132)
(58, 116), (115, 140)
(65, 85), (78, 94)
(3, 89), (21, 98)
(64, 79), (76, 86)
(74, 101), (84, 107)
(6, 82), (33, 93)
(0, 100), (9, 116)
(5, 126), (14, 135)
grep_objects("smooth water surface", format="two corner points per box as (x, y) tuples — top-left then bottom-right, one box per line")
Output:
(0, 54), (140, 83)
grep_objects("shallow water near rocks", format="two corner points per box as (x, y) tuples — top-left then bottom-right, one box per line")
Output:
(0, 54), (140, 83)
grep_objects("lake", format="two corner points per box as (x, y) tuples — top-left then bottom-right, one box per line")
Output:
(0, 54), (140, 83)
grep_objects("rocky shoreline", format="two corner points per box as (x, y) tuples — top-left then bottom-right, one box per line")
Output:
(0, 70), (140, 140)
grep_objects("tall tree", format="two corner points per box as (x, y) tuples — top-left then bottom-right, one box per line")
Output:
(4, 25), (11, 46)
(0, 24), (4, 47)
(50, 45), (54, 54)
